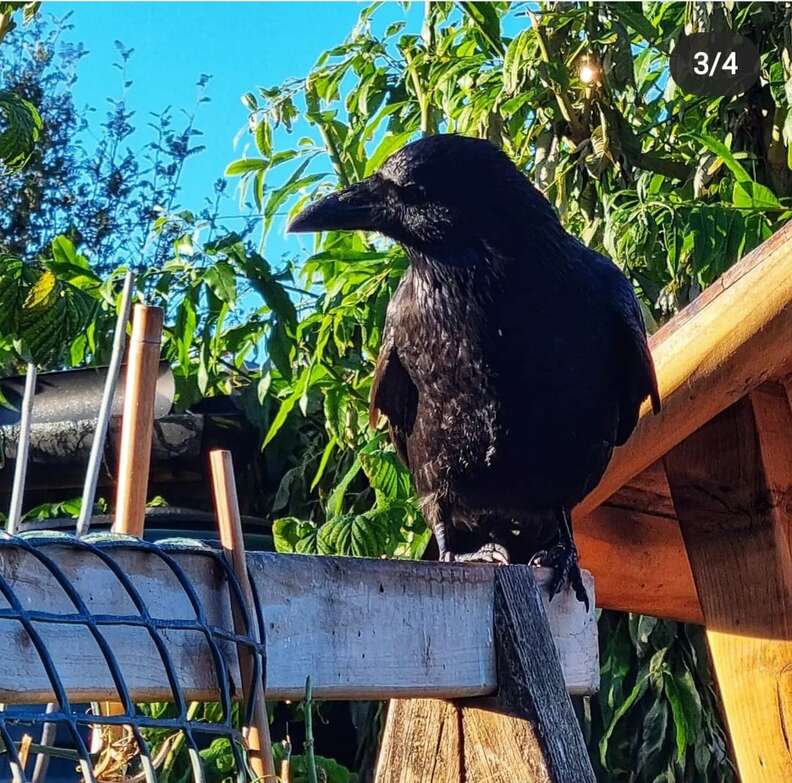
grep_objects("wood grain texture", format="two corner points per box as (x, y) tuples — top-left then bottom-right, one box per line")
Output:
(492, 567), (595, 783)
(576, 219), (792, 522)
(579, 503), (701, 623)
(665, 384), (792, 782)
(375, 699), (462, 783)
(210, 450), (275, 782)
(0, 548), (598, 703)
(113, 304), (163, 537)
(375, 568), (595, 783)
(462, 707), (551, 782)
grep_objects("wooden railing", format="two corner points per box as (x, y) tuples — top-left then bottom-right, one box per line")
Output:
(575, 221), (792, 782)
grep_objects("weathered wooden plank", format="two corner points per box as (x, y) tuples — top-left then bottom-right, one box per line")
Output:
(0, 546), (598, 703)
(576, 219), (792, 523)
(488, 567), (595, 782)
(462, 707), (552, 782)
(374, 699), (462, 783)
(665, 384), (792, 783)
(374, 568), (595, 783)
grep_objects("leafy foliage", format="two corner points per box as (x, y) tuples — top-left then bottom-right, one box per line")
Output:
(5, 1), (792, 779)
(584, 613), (732, 782)
(0, 11), (229, 271)
(0, 89), (41, 171)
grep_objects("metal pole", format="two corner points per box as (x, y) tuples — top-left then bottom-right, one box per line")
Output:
(76, 270), (135, 538)
(6, 362), (37, 534)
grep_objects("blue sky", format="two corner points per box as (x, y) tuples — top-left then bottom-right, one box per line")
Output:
(63, 2), (424, 261)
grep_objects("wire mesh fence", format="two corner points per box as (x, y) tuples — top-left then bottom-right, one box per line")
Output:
(0, 532), (267, 783)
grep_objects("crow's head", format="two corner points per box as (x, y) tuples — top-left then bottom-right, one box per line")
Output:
(288, 134), (556, 258)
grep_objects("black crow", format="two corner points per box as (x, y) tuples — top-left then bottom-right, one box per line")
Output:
(289, 134), (660, 607)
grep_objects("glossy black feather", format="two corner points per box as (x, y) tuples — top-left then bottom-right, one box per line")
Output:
(294, 134), (660, 561)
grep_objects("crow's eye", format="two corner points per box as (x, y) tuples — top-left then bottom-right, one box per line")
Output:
(400, 182), (426, 205)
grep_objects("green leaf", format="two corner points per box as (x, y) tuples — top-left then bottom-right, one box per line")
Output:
(697, 134), (751, 183)
(265, 166), (328, 236)
(637, 698), (668, 780)
(600, 665), (650, 767)
(460, 1), (504, 57)
(245, 255), (297, 324)
(267, 316), (294, 380)
(272, 465), (304, 512)
(310, 436), (337, 490)
(360, 442), (413, 499)
(0, 90), (42, 172)
(203, 260), (237, 305)
(613, 4), (658, 43)
(364, 131), (415, 176)
(174, 288), (198, 371)
(255, 118), (272, 158)
(50, 235), (79, 266)
(326, 457), (361, 517)
(225, 158), (268, 176)
(664, 676), (689, 762)
(262, 367), (311, 447)
(0, 256), (25, 334)
(272, 517), (319, 554)
(732, 180), (782, 210)
(317, 510), (389, 557)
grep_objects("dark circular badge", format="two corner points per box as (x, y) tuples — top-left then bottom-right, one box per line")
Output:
(670, 32), (760, 97)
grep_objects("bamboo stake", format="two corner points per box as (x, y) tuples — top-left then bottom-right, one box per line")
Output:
(6, 362), (37, 534)
(94, 303), (163, 760)
(113, 304), (163, 537)
(210, 449), (276, 782)
(76, 270), (135, 538)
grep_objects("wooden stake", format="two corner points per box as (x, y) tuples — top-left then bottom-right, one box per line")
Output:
(210, 449), (276, 782)
(98, 304), (162, 753)
(113, 304), (163, 537)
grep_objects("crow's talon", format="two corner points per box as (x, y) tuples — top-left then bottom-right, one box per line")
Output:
(450, 543), (511, 565)
(531, 544), (589, 611)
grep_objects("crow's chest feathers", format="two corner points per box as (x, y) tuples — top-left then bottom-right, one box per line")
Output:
(391, 255), (506, 469)
(397, 259), (501, 388)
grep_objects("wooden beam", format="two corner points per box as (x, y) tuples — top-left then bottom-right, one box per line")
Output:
(375, 568), (595, 783)
(664, 383), (792, 782)
(0, 549), (598, 704)
(578, 503), (702, 623)
(576, 220), (792, 522)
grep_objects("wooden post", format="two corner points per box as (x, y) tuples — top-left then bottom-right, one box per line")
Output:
(114, 304), (163, 536)
(98, 305), (162, 751)
(664, 383), (792, 782)
(375, 568), (595, 783)
(210, 449), (276, 782)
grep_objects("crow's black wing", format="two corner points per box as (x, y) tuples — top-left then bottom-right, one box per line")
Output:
(611, 275), (661, 445)
(369, 339), (418, 467)
(369, 281), (418, 467)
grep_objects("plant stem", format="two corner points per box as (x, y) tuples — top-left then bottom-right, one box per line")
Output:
(303, 676), (318, 783)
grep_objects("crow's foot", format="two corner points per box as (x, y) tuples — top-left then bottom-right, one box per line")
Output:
(446, 543), (511, 565)
(530, 544), (589, 611)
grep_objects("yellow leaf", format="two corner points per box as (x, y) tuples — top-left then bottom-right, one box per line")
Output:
(23, 269), (58, 312)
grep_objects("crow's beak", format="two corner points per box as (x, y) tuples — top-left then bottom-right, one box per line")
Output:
(288, 177), (384, 233)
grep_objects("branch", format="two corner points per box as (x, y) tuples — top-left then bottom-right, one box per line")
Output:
(528, 12), (587, 143)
